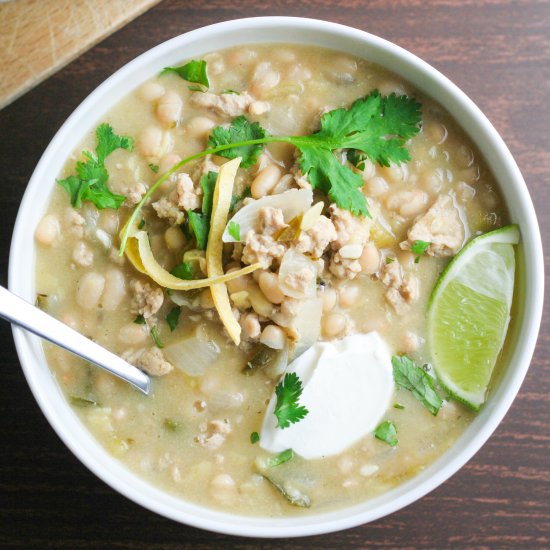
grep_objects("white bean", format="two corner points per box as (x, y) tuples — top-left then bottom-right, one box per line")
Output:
(139, 82), (165, 102)
(164, 226), (185, 250)
(338, 285), (360, 308)
(240, 312), (261, 340)
(322, 311), (347, 338)
(101, 268), (126, 311)
(249, 101), (270, 116)
(380, 162), (408, 184)
(425, 121), (448, 144)
(76, 272), (105, 310)
(250, 62), (280, 96)
(118, 322), (148, 345)
(260, 325), (286, 350)
(156, 90), (183, 125)
(321, 288), (337, 312)
(35, 214), (60, 245)
(138, 125), (173, 158)
(258, 272), (284, 304)
(159, 153), (182, 174)
(359, 243), (380, 274)
(251, 164), (282, 198)
(364, 176), (388, 197)
(185, 116), (215, 140)
(200, 289), (215, 309)
(399, 190), (428, 218)
(419, 170), (444, 194)
(226, 268), (250, 294)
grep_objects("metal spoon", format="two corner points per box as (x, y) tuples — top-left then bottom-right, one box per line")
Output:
(0, 285), (150, 395)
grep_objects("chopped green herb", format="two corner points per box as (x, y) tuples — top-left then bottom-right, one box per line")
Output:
(70, 396), (99, 407)
(411, 239), (430, 263)
(385, 257), (395, 264)
(266, 448), (294, 467)
(171, 261), (195, 280)
(392, 355), (443, 415)
(148, 163), (159, 173)
(58, 123), (133, 210)
(250, 431), (260, 444)
(188, 85), (207, 92)
(230, 186), (252, 210)
(134, 314), (146, 325)
(184, 171), (218, 250)
(166, 306), (181, 332)
(374, 420), (398, 446)
(161, 60), (209, 88)
(228, 220), (241, 241)
(222, 89), (240, 95)
(208, 115), (269, 169)
(137, 219), (145, 230)
(150, 325), (164, 349)
(274, 372), (309, 429)
(163, 418), (180, 431)
(394, 403), (405, 410)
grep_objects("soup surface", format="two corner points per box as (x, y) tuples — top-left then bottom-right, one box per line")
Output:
(34, 44), (510, 515)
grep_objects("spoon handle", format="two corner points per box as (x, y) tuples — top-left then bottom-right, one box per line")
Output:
(0, 285), (150, 395)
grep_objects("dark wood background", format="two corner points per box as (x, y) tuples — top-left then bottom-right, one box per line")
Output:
(1, 1), (548, 547)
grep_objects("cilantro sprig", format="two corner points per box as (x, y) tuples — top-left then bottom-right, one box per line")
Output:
(374, 420), (398, 446)
(274, 372), (309, 429)
(58, 123), (133, 210)
(119, 90), (421, 255)
(392, 355), (442, 415)
(186, 171), (217, 250)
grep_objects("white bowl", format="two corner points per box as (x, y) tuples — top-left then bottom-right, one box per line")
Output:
(9, 16), (545, 538)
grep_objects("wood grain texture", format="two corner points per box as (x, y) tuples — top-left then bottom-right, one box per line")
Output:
(0, 0), (549, 547)
(0, 0), (161, 109)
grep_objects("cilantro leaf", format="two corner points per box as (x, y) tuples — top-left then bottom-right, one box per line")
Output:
(171, 261), (195, 280)
(208, 116), (269, 168)
(134, 314), (146, 325)
(149, 163), (159, 173)
(411, 239), (430, 263)
(166, 306), (181, 332)
(95, 123), (134, 164)
(250, 431), (260, 444)
(392, 355), (443, 415)
(200, 171), (217, 218)
(188, 211), (209, 250)
(150, 325), (164, 348)
(162, 60), (209, 88)
(228, 220), (241, 241)
(374, 420), (398, 446)
(274, 372), (309, 429)
(57, 123), (133, 210)
(266, 448), (294, 467)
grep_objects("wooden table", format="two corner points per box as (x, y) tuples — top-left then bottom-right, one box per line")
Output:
(1, 1), (548, 547)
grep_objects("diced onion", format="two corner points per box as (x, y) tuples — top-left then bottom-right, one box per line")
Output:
(277, 249), (319, 299)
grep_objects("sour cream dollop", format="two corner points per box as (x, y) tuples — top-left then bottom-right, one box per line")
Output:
(260, 332), (394, 459)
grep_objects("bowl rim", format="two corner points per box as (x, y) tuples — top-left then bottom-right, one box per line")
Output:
(8, 16), (545, 538)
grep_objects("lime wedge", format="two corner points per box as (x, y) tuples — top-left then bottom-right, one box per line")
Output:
(427, 225), (520, 410)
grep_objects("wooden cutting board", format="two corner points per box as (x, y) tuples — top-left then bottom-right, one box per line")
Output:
(0, 0), (161, 110)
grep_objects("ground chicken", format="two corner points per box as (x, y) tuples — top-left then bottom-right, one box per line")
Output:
(175, 172), (202, 211)
(152, 196), (185, 225)
(195, 419), (232, 450)
(122, 181), (147, 207)
(137, 346), (174, 376)
(242, 230), (286, 268)
(296, 215), (337, 258)
(290, 161), (311, 189)
(130, 279), (164, 318)
(401, 194), (464, 257)
(190, 91), (255, 117)
(258, 206), (287, 235)
(280, 267), (314, 295)
(329, 252), (363, 280)
(330, 204), (371, 249)
(379, 259), (419, 314)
